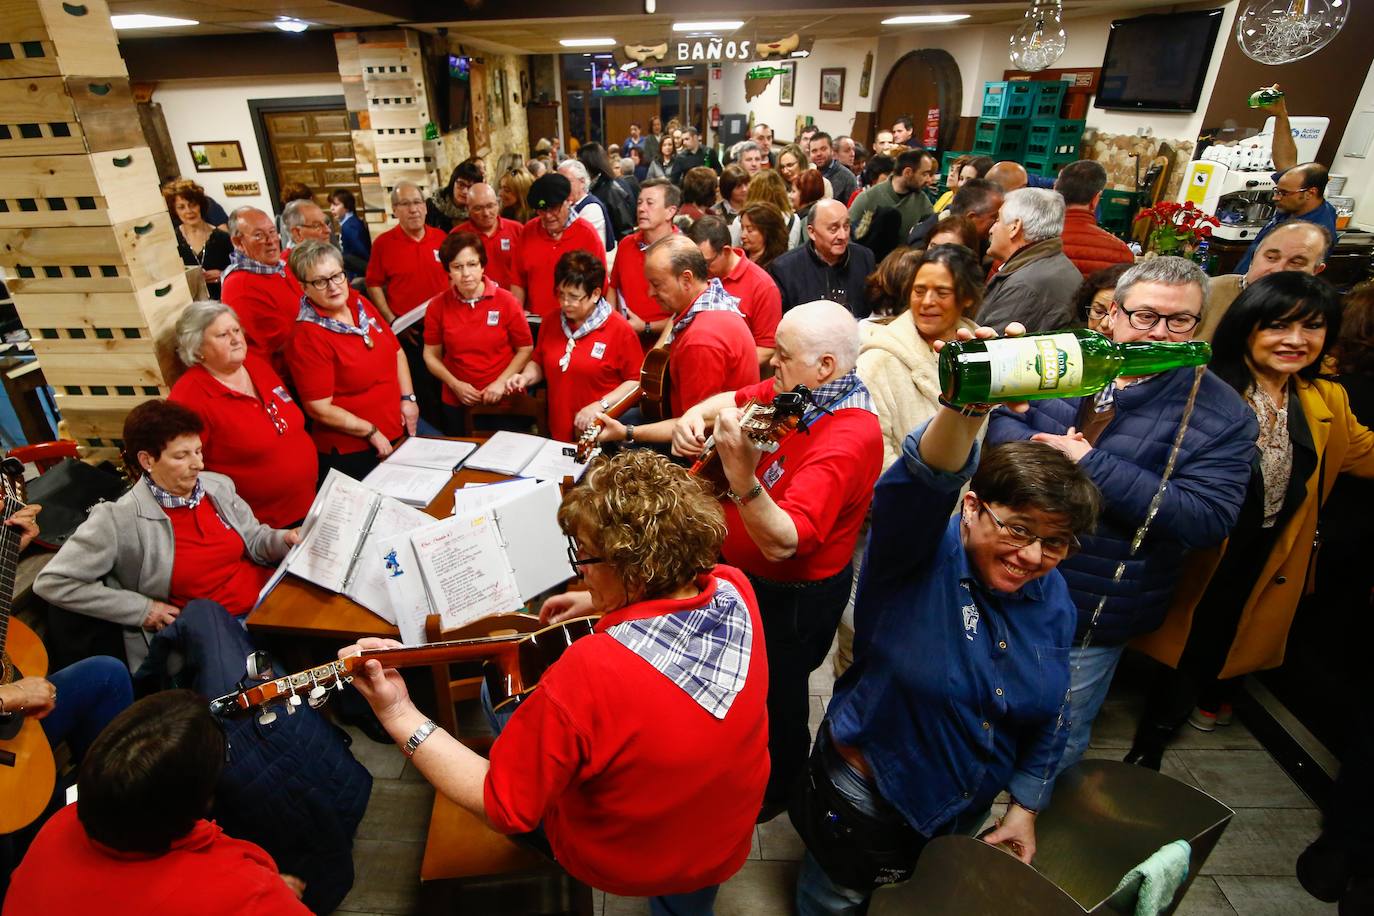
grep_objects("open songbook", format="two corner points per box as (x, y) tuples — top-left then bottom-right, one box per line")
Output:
(360, 436), (477, 507)
(378, 478), (576, 645)
(464, 431), (589, 483)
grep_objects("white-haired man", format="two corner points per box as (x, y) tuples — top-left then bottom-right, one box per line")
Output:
(558, 159), (614, 251)
(280, 198), (332, 249)
(980, 187), (1083, 333)
(220, 206), (301, 374)
(671, 299), (883, 821)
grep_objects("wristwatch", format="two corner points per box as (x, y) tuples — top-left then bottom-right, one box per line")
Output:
(727, 482), (764, 506)
(402, 719), (439, 758)
(400, 393), (418, 403)
(624, 424), (636, 443)
(599, 398), (611, 411)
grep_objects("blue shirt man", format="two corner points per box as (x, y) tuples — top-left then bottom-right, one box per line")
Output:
(1235, 164), (1338, 275)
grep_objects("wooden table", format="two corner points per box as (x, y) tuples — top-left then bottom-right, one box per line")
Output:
(246, 440), (509, 645)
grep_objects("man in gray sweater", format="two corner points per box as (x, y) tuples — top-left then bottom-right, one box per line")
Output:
(979, 187), (1084, 333)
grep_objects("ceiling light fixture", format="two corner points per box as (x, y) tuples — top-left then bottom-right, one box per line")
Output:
(560, 38), (617, 47)
(110, 13), (199, 29)
(672, 21), (744, 32)
(1236, 0), (1347, 64)
(273, 17), (309, 32)
(882, 14), (971, 25)
(1009, 0), (1067, 72)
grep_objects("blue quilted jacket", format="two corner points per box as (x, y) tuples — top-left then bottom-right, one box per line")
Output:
(987, 367), (1258, 644)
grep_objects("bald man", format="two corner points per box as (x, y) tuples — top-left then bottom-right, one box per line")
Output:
(454, 182), (523, 289)
(1200, 221), (1331, 340)
(671, 299), (882, 820)
(986, 161), (1029, 193)
(767, 199), (875, 318)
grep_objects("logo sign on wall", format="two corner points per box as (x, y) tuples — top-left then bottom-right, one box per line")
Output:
(618, 33), (813, 68)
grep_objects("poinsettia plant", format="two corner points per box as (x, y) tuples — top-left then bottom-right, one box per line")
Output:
(1133, 200), (1220, 256)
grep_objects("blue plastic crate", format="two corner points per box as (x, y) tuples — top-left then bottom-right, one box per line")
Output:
(1029, 81), (1068, 119)
(972, 119), (1028, 159)
(981, 81), (1033, 120)
(1025, 119), (1086, 158)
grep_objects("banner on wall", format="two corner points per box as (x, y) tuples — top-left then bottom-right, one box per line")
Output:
(923, 108), (940, 148)
(616, 33), (814, 68)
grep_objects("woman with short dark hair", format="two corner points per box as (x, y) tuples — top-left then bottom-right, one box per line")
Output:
(1071, 263), (1131, 332)
(422, 230), (532, 434)
(675, 166), (719, 230)
(505, 250), (639, 442)
(35, 400), (300, 671)
(4, 690), (310, 912)
(738, 202), (789, 270)
(713, 164), (750, 225)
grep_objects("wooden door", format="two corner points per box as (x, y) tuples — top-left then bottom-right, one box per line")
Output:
(877, 50), (963, 153)
(263, 109), (360, 210)
(603, 97), (660, 150)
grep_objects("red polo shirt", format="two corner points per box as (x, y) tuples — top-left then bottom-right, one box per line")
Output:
(513, 217), (606, 320)
(285, 296), (403, 455)
(166, 498), (273, 616)
(169, 355), (317, 527)
(365, 224), (449, 317)
(220, 266), (302, 372)
(609, 230), (673, 324)
(719, 249), (781, 349)
(532, 312), (640, 441)
(483, 566), (767, 897)
(455, 217), (523, 290)
(669, 310), (759, 418)
(721, 379), (882, 581)
(423, 279), (532, 406)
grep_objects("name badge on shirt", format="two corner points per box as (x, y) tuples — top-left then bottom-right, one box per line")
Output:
(762, 460), (784, 489)
(434, 249), (441, 261)
(486, 310), (501, 326)
(272, 385), (293, 403)
(590, 341), (607, 360)
(500, 238), (512, 251)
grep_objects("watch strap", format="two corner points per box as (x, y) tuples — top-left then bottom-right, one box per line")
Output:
(402, 719), (439, 758)
(727, 482), (764, 506)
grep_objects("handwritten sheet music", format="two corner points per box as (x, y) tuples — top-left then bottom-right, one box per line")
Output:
(411, 513), (521, 632)
(288, 470), (375, 592)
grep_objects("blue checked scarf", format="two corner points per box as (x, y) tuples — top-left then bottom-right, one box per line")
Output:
(145, 476), (206, 509)
(802, 369), (877, 426)
(560, 297), (613, 342)
(297, 295), (380, 346)
(608, 576), (753, 719)
(219, 251), (286, 283)
(666, 279), (745, 344)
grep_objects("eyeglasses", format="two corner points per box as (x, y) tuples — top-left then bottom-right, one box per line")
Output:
(1271, 186), (1313, 198)
(1116, 305), (1201, 334)
(301, 221), (330, 232)
(980, 503), (1080, 559)
(557, 288), (593, 305)
(304, 271), (348, 291)
(565, 536), (605, 575)
(1087, 303), (1111, 322)
(395, 199), (426, 209)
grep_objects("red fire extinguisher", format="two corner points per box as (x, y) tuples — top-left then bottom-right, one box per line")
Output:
(710, 104), (721, 129)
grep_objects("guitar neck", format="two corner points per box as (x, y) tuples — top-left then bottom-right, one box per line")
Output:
(0, 495), (25, 660)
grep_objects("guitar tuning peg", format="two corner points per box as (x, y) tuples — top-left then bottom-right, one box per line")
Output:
(307, 693), (328, 709)
(288, 693), (302, 707)
(309, 685), (326, 700)
(258, 708), (277, 726)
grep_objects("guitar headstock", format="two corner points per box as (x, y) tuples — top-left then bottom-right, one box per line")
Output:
(209, 650), (357, 726)
(573, 424), (601, 464)
(0, 457), (26, 508)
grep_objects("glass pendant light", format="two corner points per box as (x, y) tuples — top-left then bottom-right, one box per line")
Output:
(1009, 0), (1067, 72)
(1236, 0), (1348, 65)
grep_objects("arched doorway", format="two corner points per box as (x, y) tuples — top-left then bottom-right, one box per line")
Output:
(876, 49), (963, 153)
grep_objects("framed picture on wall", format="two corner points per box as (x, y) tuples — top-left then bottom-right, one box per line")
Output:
(188, 140), (246, 172)
(819, 68), (845, 111)
(778, 61), (796, 107)
(469, 59), (491, 157)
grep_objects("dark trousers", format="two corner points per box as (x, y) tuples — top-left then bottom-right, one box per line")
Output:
(317, 447), (381, 484)
(749, 565), (853, 814)
(440, 403), (536, 436)
(398, 324), (444, 431)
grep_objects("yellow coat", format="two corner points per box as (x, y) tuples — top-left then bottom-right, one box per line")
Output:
(1134, 377), (1374, 679)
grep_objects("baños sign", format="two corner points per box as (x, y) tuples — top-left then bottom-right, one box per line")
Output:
(619, 33), (811, 67)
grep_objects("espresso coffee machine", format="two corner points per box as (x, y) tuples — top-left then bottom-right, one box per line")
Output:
(1177, 116), (1328, 242)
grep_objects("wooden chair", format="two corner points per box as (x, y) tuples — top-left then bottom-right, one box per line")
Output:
(417, 612), (593, 915)
(7, 440), (78, 475)
(460, 390), (549, 440)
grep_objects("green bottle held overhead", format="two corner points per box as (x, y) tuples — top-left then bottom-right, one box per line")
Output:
(938, 329), (1212, 406)
(1248, 87), (1284, 108)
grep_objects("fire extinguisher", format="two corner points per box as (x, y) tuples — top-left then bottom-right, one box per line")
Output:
(710, 104), (721, 129)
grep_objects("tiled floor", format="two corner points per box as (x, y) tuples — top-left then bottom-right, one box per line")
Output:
(335, 647), (1335, 916)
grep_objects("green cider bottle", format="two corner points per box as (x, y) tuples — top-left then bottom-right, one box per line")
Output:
(938, 329), (1212, 405)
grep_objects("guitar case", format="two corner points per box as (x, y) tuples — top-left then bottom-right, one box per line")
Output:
(22, 458), (129, 550)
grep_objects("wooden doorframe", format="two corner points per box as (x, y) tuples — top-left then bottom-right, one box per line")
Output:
(876, 50), (963, 153)
(247, 94), (347, 215)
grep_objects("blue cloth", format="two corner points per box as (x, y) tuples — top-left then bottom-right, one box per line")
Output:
(338, 211), (372, 280)
(826, 421), (1075, 835)
(41, 656), (132, 762)
(987, 367), (1258, 645)
(1234, 197), (1338, 275)
(1060, 643), (1126, 775)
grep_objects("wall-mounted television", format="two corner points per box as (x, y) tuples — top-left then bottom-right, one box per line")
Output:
(1094, 9), (1224, 113)
(591, 62), (660, 96)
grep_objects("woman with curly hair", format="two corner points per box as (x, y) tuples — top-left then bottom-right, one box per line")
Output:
(341, 449), (768, 912)
(738, 202), (789, 270)
(733, 169), (804, 250)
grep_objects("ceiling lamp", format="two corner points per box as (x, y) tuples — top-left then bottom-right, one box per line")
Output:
(1236, 0), (1348, 64)
(110, 13), (198, 29)
(274, 18), (309, 32)
(560, 38), (617, 47)
(1009, 0), (1067, 72)
(882, 14), (972, 25)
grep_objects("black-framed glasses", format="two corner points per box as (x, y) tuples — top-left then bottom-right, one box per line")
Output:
(304, 271), (348, 292)
(980, 503), (1080, 559)
(1116, 305), (1201, 334)
(565, 536), (605, 575)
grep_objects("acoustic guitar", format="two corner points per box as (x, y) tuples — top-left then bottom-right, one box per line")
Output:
(210, 616), (598, 724)
(637, 347), (672, 423)
(689, 386), (812, 497)
(0, 457), (57, 835)
(574, 387), (642, 464)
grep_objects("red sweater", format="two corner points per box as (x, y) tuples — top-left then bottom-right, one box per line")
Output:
(720, 249), (782, 349)
(1060, 207), (1134, 278)
(483, 566), (768, 897)
(166, 498), (273, 615)
(610, 230), (673, 324)
(2, 805), (309, 916)
(532, 312), (641, 441)
(169, 355), (317, 527)
(668, 311), (760, 418)
(722, 379), (883, 581)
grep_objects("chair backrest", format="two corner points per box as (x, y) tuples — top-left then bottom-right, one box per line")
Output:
(423, 611), (545, 739)
(7, 440), (79, 474)
(461, 390), (549, 439)
(871, 836), (1087, 916)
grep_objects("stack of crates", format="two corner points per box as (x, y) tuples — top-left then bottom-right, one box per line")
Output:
(972, 81), (1032, 160)
(0, 0), (189, 458)
(1022, 81), (1084, 178)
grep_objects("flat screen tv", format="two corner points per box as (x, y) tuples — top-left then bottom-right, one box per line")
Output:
(591, 62), (660, 96)
(1095, 9), (1224, 112)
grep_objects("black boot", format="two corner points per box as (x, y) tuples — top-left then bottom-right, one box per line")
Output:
(1297, 834), (1351, 903)
(1123, 723), (1172, 771)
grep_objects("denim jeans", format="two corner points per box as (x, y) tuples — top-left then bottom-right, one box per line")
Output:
(1060, 643), (1126, 775)
(41, 655), (133, 763)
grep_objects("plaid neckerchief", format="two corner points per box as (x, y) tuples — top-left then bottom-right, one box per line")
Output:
(145, 476), (206, 509)
(802, 369), (877, 426)
(608, 576), (753, 719)
(219, 251), (286, 283)
(297, 295), (379, 347)
(667, 279), (744, 344)
(558, 297), (614, 372)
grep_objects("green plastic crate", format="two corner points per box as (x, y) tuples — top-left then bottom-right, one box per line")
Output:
(972, 119), (1028, 159)
(981, 81), (1033, 120)
(1023, 152), (1078, 178)
(1029, 81), (1067, 119)
(1024, 119), (1086, 159)
(1098, 188), (1141, 238)
(941, 149), (972, 176)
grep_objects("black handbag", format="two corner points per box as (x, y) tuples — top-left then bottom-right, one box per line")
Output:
(22, 458), (129, 550)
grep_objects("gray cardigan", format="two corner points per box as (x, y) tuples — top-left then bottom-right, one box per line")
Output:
(34, 471), (290, 671)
